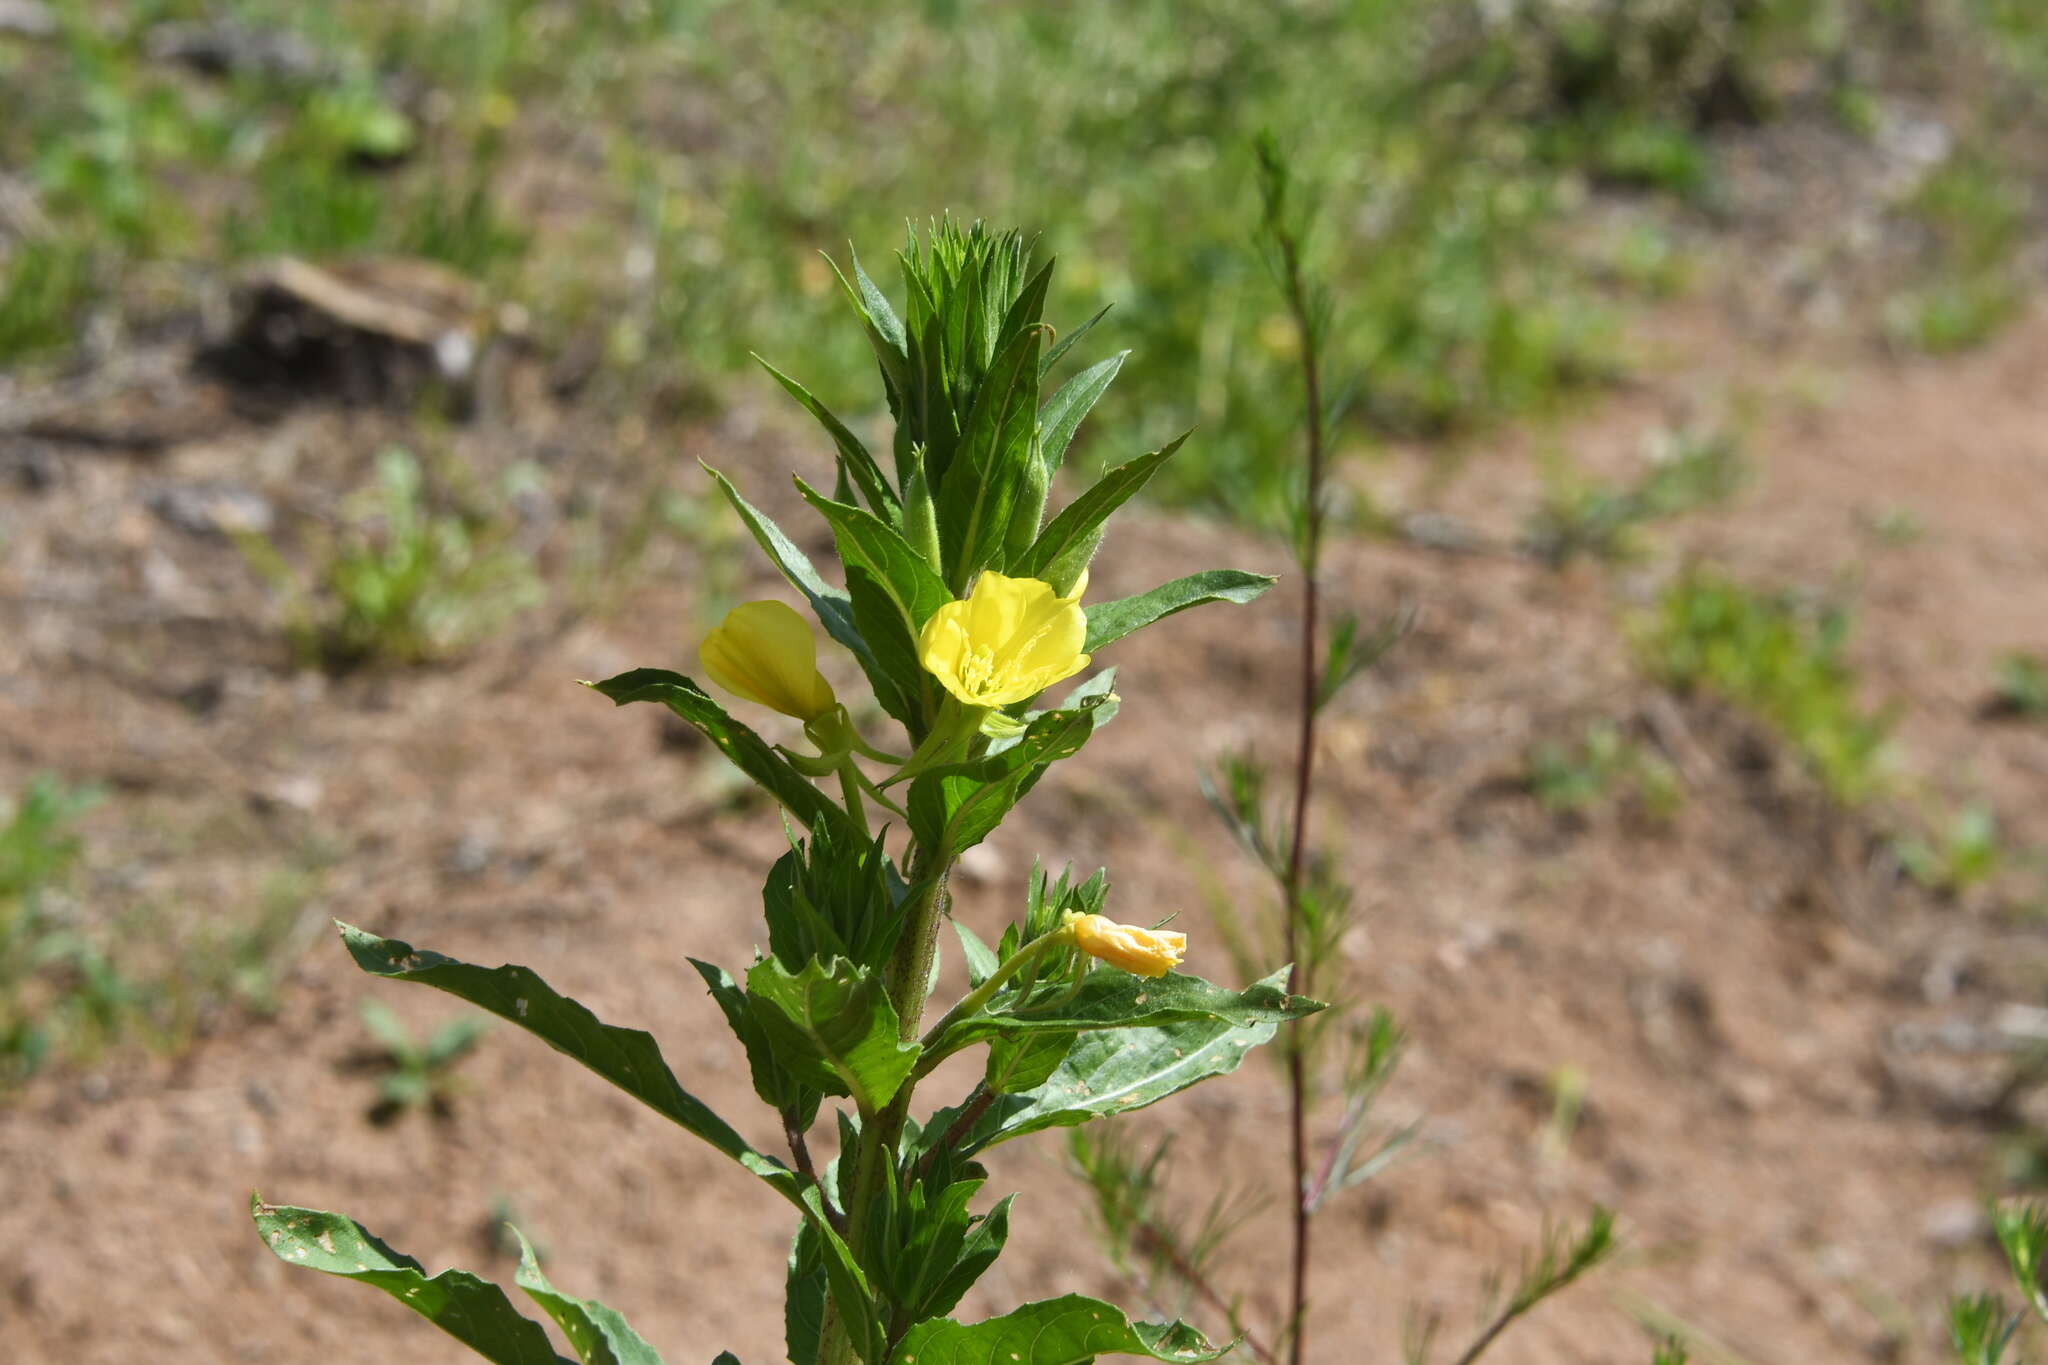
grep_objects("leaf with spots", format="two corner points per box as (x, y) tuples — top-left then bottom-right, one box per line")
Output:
(251, 1196), (571, 1364)
(926, 966), (1319, 1058)
(891, 1293), (1227, 1365)
(918, 1010), (1293, 1158)
(512, 1228), (666, 1365)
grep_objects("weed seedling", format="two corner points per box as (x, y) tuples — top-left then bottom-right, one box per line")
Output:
(355, 998), (489, 1124)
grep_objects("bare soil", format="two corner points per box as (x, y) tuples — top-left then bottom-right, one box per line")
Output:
(2, 290), (2046, 1364)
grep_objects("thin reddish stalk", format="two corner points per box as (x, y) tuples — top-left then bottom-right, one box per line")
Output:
(1271, 183), (1326, 1365)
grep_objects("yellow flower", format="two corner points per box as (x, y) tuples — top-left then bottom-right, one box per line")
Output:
(699, 600), (838, 721)
(919, 571), (1090, 708)
(1065, 911), (1187, 979)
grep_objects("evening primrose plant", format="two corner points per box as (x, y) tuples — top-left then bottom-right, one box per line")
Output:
(250, 221), (1305, 1365)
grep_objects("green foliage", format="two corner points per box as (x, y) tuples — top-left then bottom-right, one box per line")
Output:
(356, 998), (489, 1122)
(1886, 152), (2034, 354)
(1527, 720), (1684, 821)
(339, 923), (800, 1200)
(0, 776), (130, 1086)
(1638, 568), (1894, 805)
(1896, 804), (2004, 898)
(0, 239), (98, 365)
(1948, 1201), (2048, 1364)
(1995, 654), (2048, 720)
(252, 1196), (610, 1364)
(269, 226), (1289, 1365)
(1523, 425), (1748, 567)
(245, 449), (541, 671)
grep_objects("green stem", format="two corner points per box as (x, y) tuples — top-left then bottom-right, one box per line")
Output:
(912, 924), (1071, 1076)
(838, 762), (869, 836)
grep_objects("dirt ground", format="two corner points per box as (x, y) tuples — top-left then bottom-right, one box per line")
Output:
(2, 277), (2046, 1364)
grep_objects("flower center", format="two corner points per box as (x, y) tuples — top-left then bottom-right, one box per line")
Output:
(959, 644), (1001, 699)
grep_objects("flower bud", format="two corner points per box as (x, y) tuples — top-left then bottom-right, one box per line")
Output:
(699, 600), (838, 721)
(1064, 911), (1186, 978)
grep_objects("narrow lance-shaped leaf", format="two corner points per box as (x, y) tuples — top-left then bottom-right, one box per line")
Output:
(754, 355), (897, 521)
(795, 478), (952, 630)
(587, 670), (856, 838)
(513, 1229), (666, 1365)
(689, 959), (820, 1126)
(1084, 570), (1276, 653)
(802, 1186), (888, 1365)
(340, 924), (799, 1202)
(935, 321), (1043, 591)
(1016, 433), (1189, 592)
(251, 1196), (569, 1365)
(701, 465), (917, 727)
(890, 1293), (1227, 1365)
(1040, 302), (1111, 379)
(1035, 350), (1126, 479)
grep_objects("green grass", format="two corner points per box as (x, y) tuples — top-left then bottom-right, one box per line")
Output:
(241, 448), (542, 671)
(1896, 803), (2003, 898)
(0, 776), (122, 1085)
(1523, 424), (1747, 567)
(1886, 150), (2035, 354)
(1637, 568), (1895, 806)
(7, 0), (2043, 524)
(1996, 653), (2048, 719)
(1527, 720), (1684, 822)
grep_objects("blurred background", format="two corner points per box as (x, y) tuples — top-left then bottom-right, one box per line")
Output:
(2, 1), (2047, 1361)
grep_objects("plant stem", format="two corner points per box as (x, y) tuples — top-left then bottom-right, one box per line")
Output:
(817, 848), (958, 1365)
(1262, 136), (1325, 1365)
(839, 763), (869, 836)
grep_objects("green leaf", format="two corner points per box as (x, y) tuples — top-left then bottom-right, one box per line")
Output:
(908, 695), (1117, 855)
(1084, 570), (1276, 653)
(935, 966), (1319, 1054)
(1040, 303), (1111, 379)
(923, 1012), (1290, 1156)
(786, 1222), (829, 1365)
(745, 956), (922, 1114)
(1036, 350), (1126, 477)
(794, 476), (950, 726)
(513, 1228), (665, 1365)
(952, 920), (1001, 988)
(802, 1186), (887, 1365)
(935, 321), (1043, 590)
(689, 959), (820, 1125)
(755, 355), (898, 521)
(984, 1032), (1074, 1095)
(251, 1196), (570, 1365)
(1016, 434), (1188, 591)
(891, 1294), (1226, 1365)
(339, 924), (797, 1201)
(587, 670), (853, 837)
(702, 465), (914, 726)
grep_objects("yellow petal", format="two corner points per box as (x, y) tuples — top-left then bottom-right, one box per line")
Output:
(918, 571), (1090, 708)
(1067, 912), (1187, 978)
(699, 600), (837, 720)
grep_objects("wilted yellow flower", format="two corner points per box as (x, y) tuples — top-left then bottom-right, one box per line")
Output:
(1065, 912), (1187, 979)
(699, 600), (837, 721)
(919, 571), (1090, 708)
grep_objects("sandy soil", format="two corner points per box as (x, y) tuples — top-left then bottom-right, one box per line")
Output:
(1, 295), (2045, 1364)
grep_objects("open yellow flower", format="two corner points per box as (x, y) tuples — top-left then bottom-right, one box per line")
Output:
(1065, 911), (1187, 979)
(699, 600), (838, 721)
(919, 571), (1090, 708)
